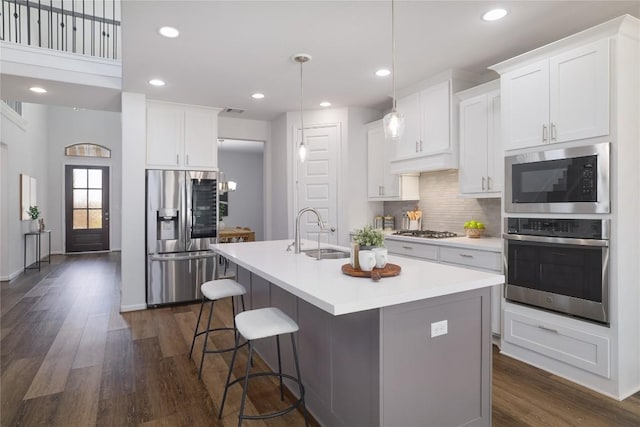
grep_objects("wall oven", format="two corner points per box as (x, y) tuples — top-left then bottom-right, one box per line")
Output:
(505, 142), (610, 214)
(504, 217), (609, 324)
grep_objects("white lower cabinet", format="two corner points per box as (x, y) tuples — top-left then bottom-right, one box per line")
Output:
(386, 238), (503, 337)
(503, 307), (610, 378)
(383, 239), (439, 261)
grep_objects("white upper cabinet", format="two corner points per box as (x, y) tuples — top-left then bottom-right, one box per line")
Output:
(367, 121), (419, 201)
(458, 81), (502, 197)
(501, 38), (609, 151)
(420, 80), (451, 154)
(146, 100), (221, 169)
(184, 109), (218, 169)
(389, 71), (480, 174)
(396, 93), (421, 158)
(395, 80), (451, 159)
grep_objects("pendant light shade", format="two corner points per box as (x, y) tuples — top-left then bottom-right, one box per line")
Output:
(293, 53), (312, 163)
(383, 109), (405, 141)
(384, 0), (404, 141)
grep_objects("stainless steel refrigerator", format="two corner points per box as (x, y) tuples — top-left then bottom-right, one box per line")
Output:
(146, 170), (218, 306)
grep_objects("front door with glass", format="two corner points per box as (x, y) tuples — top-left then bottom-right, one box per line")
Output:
(65, 165), (110, 252)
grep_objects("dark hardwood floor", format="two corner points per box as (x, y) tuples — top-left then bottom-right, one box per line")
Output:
(2, 252), (639, 426)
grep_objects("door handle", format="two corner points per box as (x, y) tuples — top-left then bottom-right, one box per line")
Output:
(550, 123), (557, 142)
(542, 124), (548, 143)
(487, 176), (492, 190)
(415, 141), (419, 152)
(419, 140), (423, 152)
(459, 253), (473, 258)
(482, 177), (486, 190)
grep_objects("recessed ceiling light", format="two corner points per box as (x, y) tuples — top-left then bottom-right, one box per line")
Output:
(482, 8), (508, 21)
(149, 79), (166, 87)
(376, 69), (391, 77)
(158, 26), (180, 38)
(320, 101), (331, 107)
(251, 93), (265, 99)
(30, 86), (47, 93)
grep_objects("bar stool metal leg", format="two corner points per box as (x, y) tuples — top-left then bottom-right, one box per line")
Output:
(218, 333), (241, 420)
(238, 341), (255, 427)
(189, 297), (207, 359)
(291, 333), (310, 427)
(198, 299), (216, 379)
(276, 335), (284, 401)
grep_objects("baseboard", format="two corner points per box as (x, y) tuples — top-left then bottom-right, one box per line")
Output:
(120, 303), (147, 313)
(0, 269), (24, 282)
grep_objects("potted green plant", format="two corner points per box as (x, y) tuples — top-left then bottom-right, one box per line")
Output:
(27, 205), (40, 232)
(353, 225), (385, 250)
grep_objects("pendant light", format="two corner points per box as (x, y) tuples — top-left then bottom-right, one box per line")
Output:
(383, 0), (405, 141)
(293, 53), (312, 162)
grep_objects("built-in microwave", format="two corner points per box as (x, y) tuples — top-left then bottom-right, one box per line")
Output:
(505, 143), (610, 214)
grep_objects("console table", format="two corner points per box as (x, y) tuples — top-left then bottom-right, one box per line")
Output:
(24, 230), (51, 272)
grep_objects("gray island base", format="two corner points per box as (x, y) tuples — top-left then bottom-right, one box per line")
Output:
(212, 240), (501, 427)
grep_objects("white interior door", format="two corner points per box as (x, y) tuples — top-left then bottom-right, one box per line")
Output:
(295, 125), (338, 245)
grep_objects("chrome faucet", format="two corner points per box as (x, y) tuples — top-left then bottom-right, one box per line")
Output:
(292, 207), (335, 254)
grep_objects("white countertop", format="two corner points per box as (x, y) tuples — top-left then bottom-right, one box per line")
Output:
(211, 239), (504, 316)
(384, 234), (503, 252)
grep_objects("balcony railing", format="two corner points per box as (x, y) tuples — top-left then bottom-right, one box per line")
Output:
(1, 0), (121, 60)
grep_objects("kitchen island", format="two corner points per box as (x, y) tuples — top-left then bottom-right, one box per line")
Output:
(211, 240), (504, 427)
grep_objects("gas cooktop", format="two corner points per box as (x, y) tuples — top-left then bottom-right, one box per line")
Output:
(392, 230), (458, 239)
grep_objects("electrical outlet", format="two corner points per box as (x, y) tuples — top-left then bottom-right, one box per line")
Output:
(431, 320), (448, 338)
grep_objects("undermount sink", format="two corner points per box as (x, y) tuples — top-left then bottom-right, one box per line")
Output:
(302, 248), (350, 260)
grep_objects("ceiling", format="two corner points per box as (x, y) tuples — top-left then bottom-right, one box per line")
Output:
(120, 1), (639, 121)
(4, 1), (639, 118)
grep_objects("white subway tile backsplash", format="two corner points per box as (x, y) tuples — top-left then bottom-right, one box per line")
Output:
(384, 170), (502, 237)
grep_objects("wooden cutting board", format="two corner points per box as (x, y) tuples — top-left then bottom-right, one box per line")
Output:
(341, 263), (401, 278)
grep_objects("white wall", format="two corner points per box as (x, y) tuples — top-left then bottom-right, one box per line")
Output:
(0, 103), (50, 280)
(46, 106), (122, 252)
(270, 113), (288, 240)
(276, 107), (381, 246)
(120, 92), (147, 311)
(346, 107), (384, 241)
(219, 116), (272, 241)
(218, 149), (264, 240)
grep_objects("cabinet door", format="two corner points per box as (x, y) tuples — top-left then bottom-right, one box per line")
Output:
(396, 93), (420, 158)
(420, 80), (451, 154)
(502, 60), (550, 150)
(184, 109), (218, 169)
(382, 137), (400, 198)
(550, 39), (609, 143)
(367, 125), (385, 198)
(146, 104), (183, 167)
(459, 95), (489, 194)
(487, 91), (502, 192)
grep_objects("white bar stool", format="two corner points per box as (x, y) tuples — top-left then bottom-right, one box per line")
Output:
(189, 278), (247, 379)
(218, 307), (309, 426)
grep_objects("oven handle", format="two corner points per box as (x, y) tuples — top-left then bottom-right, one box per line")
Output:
(503, 233), (609, 247)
